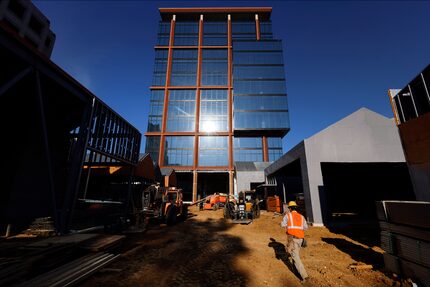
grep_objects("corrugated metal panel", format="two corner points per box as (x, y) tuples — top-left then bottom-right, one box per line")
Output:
(385, 201), (430, 229)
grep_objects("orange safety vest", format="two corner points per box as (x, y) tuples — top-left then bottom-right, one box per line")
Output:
(286, 211), (305, 239)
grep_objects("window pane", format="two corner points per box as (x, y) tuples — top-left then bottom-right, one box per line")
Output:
(233, 137), (262, 162)
(203, 22), (227, 46)
(147, 90), (164, 131)
(165, 136), (194, 166)
(199, 136), (228, 166)
(145, 136), (160, 164)
(201, 49), (228, 86)
(152, 49), (168, 86)
(157, 21), (170, 45)
(170, 49), (197, 86)
(167, 90), (196, 131)
(174, 22), (198, 46)
(234, 95), (288, 111)
(234, 80), (287, 95)
(200, 90), (228, 132)
(234, 111), (289, 129)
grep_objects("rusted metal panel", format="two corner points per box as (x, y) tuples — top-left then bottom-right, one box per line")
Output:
(398, 112), (430, 164)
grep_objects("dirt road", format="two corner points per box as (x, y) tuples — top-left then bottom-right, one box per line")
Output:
(81, 207), (407, 287)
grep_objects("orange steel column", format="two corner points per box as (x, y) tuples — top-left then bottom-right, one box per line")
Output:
(262, 136), (269, 162)
(159, 15), (176, 166)
(193, 14), (203, 202)
(388, 90), (400, 126)
(194, 15), (203, 168)
(228, 14), (234, 195)
(255, 14), (260, 40)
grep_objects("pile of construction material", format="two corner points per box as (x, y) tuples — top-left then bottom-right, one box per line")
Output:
(376, 200), (430, 286)
(0, 233), (124, 286)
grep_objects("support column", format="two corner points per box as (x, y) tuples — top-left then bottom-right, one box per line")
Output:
(262, 136), (269, 162)
(229, 170), (234, 196)
(194, 14), (203, 169)
(255, 14), (260, 41)
(227, 14), (233, 171)
(193, 170), (198, 202)
(159, 14), (176, 165)
(388, 90), (400, 125)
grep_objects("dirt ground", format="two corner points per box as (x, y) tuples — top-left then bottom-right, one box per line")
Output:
(81, 207), (409, 287)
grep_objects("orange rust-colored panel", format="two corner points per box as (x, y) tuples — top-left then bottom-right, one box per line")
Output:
(227, 16), (233, 170)
(159, 7), (272, 14)
(398, 112), (430, 164)
(194, 17), (203, 168)
(159, 17), (176, 165)
(256, 16), (260, 40)
(262, 136), (268, 162)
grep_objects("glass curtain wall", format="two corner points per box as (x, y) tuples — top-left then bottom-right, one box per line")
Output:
(199, 136), (228, 166)
(233, 40), (289, 129)
(164, 136), (194, 166)
(201, 49), (228, 86)
(174, 22), (198, 46)
(200, 89), (228, 132)
(268, 137), (283, 161)
(152, 49), (168, 86)
(147, 90), (164, 132)
(166, 89), (196, 132)
(145, 136), (160, 164)
(157, 21), (170, 45)
(233, 137), (263, 162)
(170, 49), (197, 86)
(203, 22), (227, 46)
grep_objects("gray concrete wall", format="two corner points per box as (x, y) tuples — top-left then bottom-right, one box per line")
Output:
(235, 170), (266, 196)
(304, 108), (406, 224)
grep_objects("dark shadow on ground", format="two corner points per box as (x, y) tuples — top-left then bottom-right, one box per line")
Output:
(80, 212), (250, 287)
(268, 238), (302, 280)
(327, 221), (381, 248)
(322, 237), (384, 270)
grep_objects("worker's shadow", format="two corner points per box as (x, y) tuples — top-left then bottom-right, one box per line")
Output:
(268, 238), (302, 280)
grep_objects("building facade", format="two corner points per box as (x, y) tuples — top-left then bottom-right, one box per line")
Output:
(145, 7), (289, 201)
(265, 108), (414, 225)
(389, 64), (430, 201)
(0, 0), (55, 57)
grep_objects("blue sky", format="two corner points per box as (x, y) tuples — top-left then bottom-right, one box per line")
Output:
(34, 0), (430, 153)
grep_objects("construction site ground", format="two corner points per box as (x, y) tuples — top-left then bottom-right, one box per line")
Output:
(81, 207), (409, 287)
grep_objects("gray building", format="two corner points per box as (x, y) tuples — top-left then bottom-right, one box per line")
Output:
(265, 108), (415, 226)
(0, 0), (55, 57)
(234, 162), (271, 196)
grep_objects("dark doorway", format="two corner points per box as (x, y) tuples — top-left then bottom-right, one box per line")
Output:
(321, 162), (415, 224)
(176, 172), (193, 202)
(198, 172), (229, 199)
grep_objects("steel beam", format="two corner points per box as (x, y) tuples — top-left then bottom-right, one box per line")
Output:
(0, 67), (32, 96)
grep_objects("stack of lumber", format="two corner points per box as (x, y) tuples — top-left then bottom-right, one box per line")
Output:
(376, 200), (430, 286)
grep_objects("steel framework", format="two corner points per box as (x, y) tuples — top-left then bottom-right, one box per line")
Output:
(0, 22), (141, 234)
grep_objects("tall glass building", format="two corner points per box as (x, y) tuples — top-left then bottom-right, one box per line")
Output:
(145, 7), (289, 200)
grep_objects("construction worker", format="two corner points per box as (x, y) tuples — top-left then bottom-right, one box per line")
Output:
(281, 201), (309, 283)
